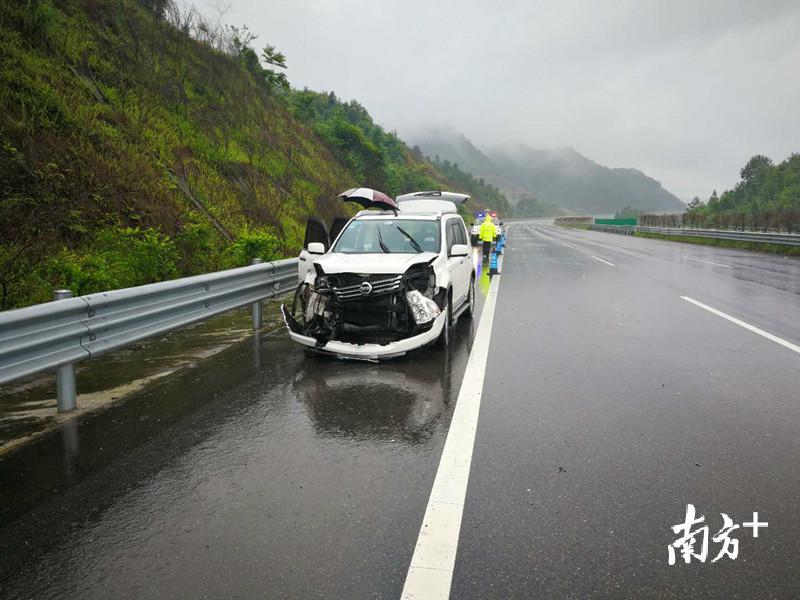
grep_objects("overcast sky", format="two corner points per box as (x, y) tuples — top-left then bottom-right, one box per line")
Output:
(213, 0), (800, 200)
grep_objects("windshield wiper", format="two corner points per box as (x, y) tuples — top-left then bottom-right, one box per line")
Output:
(395, 226), (423, 253)
(376, 226), (391, 253)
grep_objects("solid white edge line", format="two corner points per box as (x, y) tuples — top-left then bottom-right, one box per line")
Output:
(681, 296), (800, 355)
(401, 275), (502, 600)
(591, 255), (616, 267)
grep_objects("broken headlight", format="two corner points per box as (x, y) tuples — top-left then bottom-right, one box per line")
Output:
(404, 263), (436, 296)
(406, 290), (442, 325)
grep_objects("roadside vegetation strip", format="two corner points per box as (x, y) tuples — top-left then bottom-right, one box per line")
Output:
(635, 232), (800, 256)
(681, 296), (800, 356)
(402, 275), (502, 600)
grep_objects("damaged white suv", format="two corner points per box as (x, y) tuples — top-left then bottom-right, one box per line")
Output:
(282, 189), (476, 360)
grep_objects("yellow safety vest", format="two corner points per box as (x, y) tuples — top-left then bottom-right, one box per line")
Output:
(479, 220), (496, 242)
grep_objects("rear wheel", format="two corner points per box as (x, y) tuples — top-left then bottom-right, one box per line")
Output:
(464, 276), (476, 318)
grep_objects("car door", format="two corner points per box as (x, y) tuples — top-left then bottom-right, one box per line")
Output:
(299, 217), (329, 282)
(445, 218), (467, 307)
(454, 217), (473, 305)
(329, 217), (350, 247)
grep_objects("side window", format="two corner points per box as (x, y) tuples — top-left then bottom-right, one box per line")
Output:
(456, 219), (468, 245)
(329, 217), (350, 244)
(304, 217), (330, 250)
(446, 220), (457, 255)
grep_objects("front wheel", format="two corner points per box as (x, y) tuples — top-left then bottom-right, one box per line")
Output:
(464, 276), (476, 318)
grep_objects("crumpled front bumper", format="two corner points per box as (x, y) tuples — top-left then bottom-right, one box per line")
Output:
(280, 305), (446, 361)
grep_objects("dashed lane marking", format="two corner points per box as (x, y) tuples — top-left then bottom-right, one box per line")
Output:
(591, 255), (616, 267)
(681, 296), (800, 356)
(683, 256), (732, 268)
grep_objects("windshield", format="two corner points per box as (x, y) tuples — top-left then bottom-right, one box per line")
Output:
(333, 219), (440, 254)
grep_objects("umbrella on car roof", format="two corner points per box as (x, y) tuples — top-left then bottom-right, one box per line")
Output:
(338, 188), (398, 211)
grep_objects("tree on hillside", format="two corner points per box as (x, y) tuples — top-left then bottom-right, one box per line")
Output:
(740, 154), (773, 182)
(140, 0), (172, 20)
(687, 196), (703, 210)
(262, 44), (289, 90)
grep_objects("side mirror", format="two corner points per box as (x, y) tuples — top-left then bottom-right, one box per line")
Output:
(307, 242), (326, 255)
(450, 243), (469, 257)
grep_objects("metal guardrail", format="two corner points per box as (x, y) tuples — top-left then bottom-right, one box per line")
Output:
(590, 225), (800, 246)
(590, 224), (635, 235)
(0, 258), (298, 411)
(634, 226), (800, 246)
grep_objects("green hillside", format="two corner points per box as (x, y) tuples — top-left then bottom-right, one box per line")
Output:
(0, 0), (510, 309)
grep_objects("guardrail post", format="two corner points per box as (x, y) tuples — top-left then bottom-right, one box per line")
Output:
(53, 289), (77, 412)
(251, 258), (263, 330)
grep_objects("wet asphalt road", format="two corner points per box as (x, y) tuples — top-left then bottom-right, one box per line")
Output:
(453, 223), (800, 599)
(0, 256), (488, 600)
(2, 223), (800, 599)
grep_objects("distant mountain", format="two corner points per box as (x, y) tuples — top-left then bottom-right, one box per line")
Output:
(412, 129), (498, 176)
(412, 130), (527, 200)
(489, 145), (685, 214)
(412, 131), (685, 215)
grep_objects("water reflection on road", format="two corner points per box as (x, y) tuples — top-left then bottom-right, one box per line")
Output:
(0, 276), (486, 599)
(296, 342), (456, 444)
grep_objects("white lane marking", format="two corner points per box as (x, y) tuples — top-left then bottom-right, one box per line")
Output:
(533, 229), (557, 242)
(401, 275), (502, 600)
(683, 256), (732, 268)
(562, 242), (579, 250)
(681, 296), (800, 355)
(591, 255), (616, 267)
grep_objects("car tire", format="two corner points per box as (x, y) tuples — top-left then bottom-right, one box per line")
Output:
(436, 292), (452, 349)
(464, 276), (475, 318)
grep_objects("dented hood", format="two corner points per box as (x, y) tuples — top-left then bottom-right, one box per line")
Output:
(312, 252), (437, 275)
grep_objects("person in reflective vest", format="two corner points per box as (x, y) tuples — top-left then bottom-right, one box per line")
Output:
(479, 214), (497, 260)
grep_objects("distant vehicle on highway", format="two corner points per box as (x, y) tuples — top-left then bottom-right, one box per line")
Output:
(470, 210), (502, 244)
(282, 189), (475, 361)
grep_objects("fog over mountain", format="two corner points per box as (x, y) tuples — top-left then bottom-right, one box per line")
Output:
(227, 0), (800, 200)
(413, 130), (685, 215)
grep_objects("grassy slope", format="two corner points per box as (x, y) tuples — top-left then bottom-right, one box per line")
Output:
(0, 0), (507, 309)
(1, 0), (360, 307)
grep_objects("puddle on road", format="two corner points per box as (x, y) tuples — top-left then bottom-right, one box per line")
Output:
(0, 299), (288, 453)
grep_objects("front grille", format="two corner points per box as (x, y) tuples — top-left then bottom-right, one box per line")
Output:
(331, 274), (402, 302)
